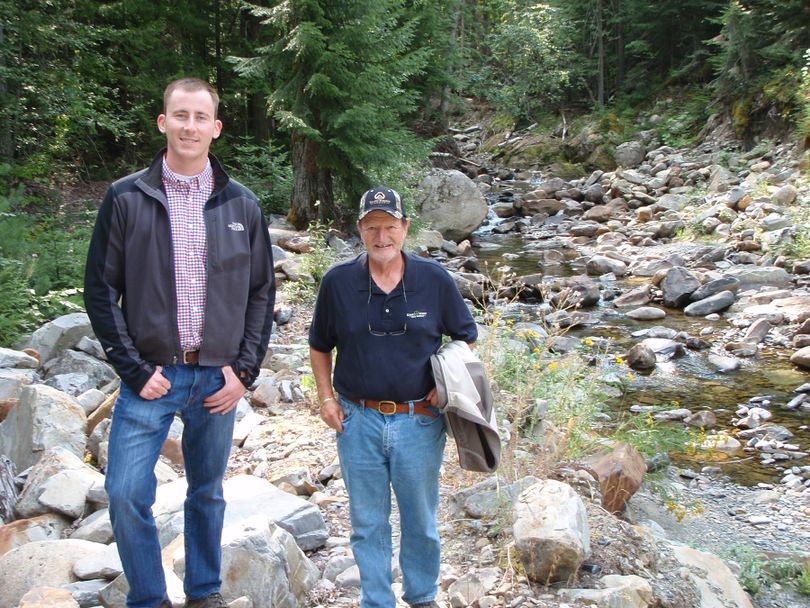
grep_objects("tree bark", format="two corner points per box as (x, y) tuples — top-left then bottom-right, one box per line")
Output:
(596, 0), (605, 110)
(0, 22), (11, 161)
(288, 132), (342, 229)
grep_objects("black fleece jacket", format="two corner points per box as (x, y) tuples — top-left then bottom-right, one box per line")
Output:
(84, 150), (275, 393)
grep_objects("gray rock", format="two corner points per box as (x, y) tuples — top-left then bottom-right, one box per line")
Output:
(614, 285), (653, 307)
(416, 170), (488, 241)
(790, 346), (810, 370)
(725, 266), (791, 287)
(707, 354), (741, 373)
(744, 318), (772, 343)
(75, 389), (106, 416)
(513, 480), (590, 583)
(0, 347), (39, 369)
(61, 579), (108, 608)
(0, 513), (71, 556)
(323, 555), (356, 582)
(0, 539), (106, 608)
(75, 336), (105, 360)
(15, 448), (94, 518)
(0, 368), (37, 400)
(614, 141), (645, 167)
(661, 267), (701, 308)
(181, 521), (320, 608)
(72, 542), (122, 580)
(70, 508), (114, 544)
(0, 385), (86, 471)
(625, 344), (656, 370)
(450, 476), (540, 520)
(44, 351), (116, 390)
(586, 255), (627, 277)
(24, 313), (94, 364)
(625, 307), (666, 321)
(684, 291), (736, 316)
(641, 338), (685, 359)
(44, 373), (95, 397)
(690, 277), (740, 301)
(772, 184), (798, 205)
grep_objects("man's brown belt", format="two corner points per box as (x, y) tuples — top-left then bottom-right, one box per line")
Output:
(359, 398), (437, 417)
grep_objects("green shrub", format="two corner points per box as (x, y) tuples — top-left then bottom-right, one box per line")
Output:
(228, 140), (293, 216)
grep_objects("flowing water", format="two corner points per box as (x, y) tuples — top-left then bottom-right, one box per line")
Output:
(472, 180), (809, 485)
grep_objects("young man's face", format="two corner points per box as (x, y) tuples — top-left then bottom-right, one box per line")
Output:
(157, 88), (222, 174)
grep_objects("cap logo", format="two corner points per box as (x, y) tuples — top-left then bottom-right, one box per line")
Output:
(372, 192), (390, 205)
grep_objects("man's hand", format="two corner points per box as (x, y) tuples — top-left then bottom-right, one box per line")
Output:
(204, 365), (245, 414)
(320, 397), (344, 432)
(426, 387), (439, 407)
(139, 366), (171, 400)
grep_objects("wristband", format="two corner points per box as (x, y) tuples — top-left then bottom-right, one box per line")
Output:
(321, 396), (337, 406)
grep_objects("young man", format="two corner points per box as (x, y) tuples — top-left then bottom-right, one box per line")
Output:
(309, 187), (477, 608)
(84, 78), (275, 608)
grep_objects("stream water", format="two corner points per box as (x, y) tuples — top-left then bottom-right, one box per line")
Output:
(472, 180), (809, 485)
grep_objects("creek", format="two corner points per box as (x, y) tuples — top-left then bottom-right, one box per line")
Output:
(472, 179), (809, 486)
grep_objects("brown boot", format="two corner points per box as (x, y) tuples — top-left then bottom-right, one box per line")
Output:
(184, 592), (228, 608)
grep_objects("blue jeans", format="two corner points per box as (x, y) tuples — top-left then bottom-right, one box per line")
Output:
(105, 364), (235, 608)
(336, 395), (446, 608)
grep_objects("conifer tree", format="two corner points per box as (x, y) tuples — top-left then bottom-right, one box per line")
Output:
(233, 0), (431, 228)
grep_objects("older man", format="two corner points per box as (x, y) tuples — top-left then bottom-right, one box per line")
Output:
(84, 77), (275, 608)
(309, 187), (477, 608)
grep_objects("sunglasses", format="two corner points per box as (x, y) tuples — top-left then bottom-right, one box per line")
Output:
(368, 272), (407, 336)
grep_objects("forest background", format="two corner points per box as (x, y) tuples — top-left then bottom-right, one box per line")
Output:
(0, 0), (809, 346)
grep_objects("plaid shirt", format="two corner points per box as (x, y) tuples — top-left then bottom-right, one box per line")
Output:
(162, 157), (214, 351)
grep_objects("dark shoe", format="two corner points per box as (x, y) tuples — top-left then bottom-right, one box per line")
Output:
(184, 592), (228, 608)
(157, 601), (172, 608)
(411, 603), (440, 608)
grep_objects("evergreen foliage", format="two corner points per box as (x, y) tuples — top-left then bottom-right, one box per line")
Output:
(232, 0), (438, 227)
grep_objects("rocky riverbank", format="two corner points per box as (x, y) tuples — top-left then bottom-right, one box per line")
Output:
(2, 122), (810, 607)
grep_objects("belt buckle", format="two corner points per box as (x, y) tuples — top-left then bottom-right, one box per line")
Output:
(182, 350), (196, 364)
(378, 400), (397, 415)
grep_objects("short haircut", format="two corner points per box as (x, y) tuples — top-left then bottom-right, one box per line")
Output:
(163, 78), (220, 118)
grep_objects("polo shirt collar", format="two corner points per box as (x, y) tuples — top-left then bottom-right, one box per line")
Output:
(354, 252), (419, 292)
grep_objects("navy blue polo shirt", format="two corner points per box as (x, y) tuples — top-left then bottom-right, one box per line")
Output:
(309, 252), (478, 402)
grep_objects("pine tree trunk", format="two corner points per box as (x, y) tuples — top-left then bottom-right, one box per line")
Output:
(0, 23), (11, 161)
(596, 0), (605, 110)
(288, 133), (341, 229)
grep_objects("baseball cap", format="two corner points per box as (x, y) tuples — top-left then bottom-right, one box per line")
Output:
(358, 187), (406, 220)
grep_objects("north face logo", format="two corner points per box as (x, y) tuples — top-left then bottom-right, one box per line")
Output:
(228, 222), (245, 232)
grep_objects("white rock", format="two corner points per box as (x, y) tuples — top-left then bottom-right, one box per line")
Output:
(0, 539), (106, 608)
(0, 385), (86, 471)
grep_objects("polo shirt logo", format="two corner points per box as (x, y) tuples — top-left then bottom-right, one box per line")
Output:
(228, 222), (245, 232)
(407, 310), (427, 319)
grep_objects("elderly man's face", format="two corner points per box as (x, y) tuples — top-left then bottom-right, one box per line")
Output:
(358, 211), (410, 266)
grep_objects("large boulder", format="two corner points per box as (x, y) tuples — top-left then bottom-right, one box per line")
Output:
(0, 347), (39, 369)
(23, 313), (94, 365)
(588, 443), (646, 514)
(660, 267), (700, 309)
(15, 447), (101, 519)
(671, 545), (754, 608)
(614, 141), (645, 167)
(512, 479), (590, 584)
(175, 521), (319, 608)
(43, 351), (116, 392)
(0, 385), (86, 471)
(0, 539), (106, 608)
(416, 170), (487, 241)
(0, 513), (71, 557)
